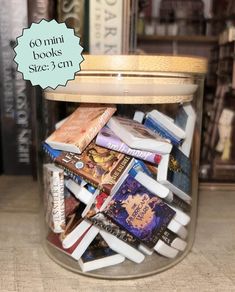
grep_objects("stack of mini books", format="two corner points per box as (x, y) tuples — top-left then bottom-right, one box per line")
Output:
(43, 103), (195, 272)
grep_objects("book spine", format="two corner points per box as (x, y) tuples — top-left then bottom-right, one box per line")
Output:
(96, 128), (161, 165)
(144, 116), (182, 146)
(57, 0), (85, 46)
(28, 0), (55, 23)
(88, 212), (140, 249)
(80, 107), (116, 153)
(43, 165), (65, 233)
(55, 151), (101, 191)
(101, 155), (133, 194)
(0, 0), (32, 174)
(89, 0), (123, 54)
(170, 195), (191, 213)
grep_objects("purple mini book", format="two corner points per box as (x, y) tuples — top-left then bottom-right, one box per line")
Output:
(103, 175), (176, 248)
(96, 126), (162, 165)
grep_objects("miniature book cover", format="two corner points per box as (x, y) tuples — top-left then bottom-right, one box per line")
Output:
(80, 233), (117, 262)
(78, 233), (125, 272)
(103, 175), (176, 249)
(60, 200), (86, 242)
(83, 192), (110, 218)
(54, 141), (134, 194)
(167, 146), (192, 196)
(47, 227), (91, 260)
(96, 126), (162, 164)
(87, 212), (140, 249)
(107, 116), (172, 154)
(46, 104), (116, 153)
(43, 163), (65, 233)
(144, 115), (182, 146)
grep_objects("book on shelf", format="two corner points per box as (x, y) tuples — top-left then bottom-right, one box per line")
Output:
(157, 146), (192, 205)
(43, 163), (65, 233)
(57, 0), (86, 48)
(43, 140), (135, 195)
(46, 104), (116, 154)
(78, 233), (125, 272)
(96, 126), (162, 165)
(103, 174), (176, 249)
(89, 0), (135, 54)
(107, 116), (172, 154)
(0, 0), (33, 174)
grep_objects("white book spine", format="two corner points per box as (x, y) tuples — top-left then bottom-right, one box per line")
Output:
(133, 170), (173, 200)
(89, 0), (123, 54)
(167, 205), (190, 226)
(180, 104), (196, 157)
(167, 219), (188, 240)
(100, 230), (145, 264)
(43, 164), (65, 233)
(154, 239), (179, 258)
(71, 226), (99, 260)
(62, 219), (92, 249)
(65, 179), (93, 205)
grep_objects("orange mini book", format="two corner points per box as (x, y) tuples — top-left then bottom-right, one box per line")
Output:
(46, 104), (116, 154)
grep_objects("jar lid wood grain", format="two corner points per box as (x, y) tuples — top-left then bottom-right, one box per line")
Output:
(80, 55), (208, 74)
(45, 55), (207, 104)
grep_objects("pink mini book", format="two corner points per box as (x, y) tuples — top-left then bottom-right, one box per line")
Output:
(46, 104), (116, 154)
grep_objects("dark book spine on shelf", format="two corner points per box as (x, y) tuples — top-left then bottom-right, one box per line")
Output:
(0, 0), (32, 175)
(57, 0), (87, 51)
(27, 0), (57, 179)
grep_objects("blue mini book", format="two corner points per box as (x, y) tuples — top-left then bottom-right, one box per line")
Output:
(103, 175), (176, 249)
(144, 115), (182, 147)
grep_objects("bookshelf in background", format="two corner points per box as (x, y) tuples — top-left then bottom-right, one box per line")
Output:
(0, 0), (33, 175)
(200, 27), (235, 182)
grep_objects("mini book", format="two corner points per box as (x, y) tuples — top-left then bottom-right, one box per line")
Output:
(154, 239), (179, 258)
(107, 116), (172, 154)
(87, 212), (145, 263)
(179, 104), (196, 157)
(46, 104), (116, 154)
(157, 146), (192, 205)
(161, 229), (187, 251)
(145, 107), (187, 141)
(78, 233), (125, 272)
(47, 229), (90, 260)
(43, 141), (134, 195)
(63, 191), (110, 249)
(103, 175), (176, 249)
(96, 126), (162, 165)
(43, 163), (65, 233)
(145, 104), (196, 155)
(65, 179), (96, 205)
(60, 201), (87, 243)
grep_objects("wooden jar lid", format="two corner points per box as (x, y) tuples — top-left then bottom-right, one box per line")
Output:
(45, 55), (207, 104)
(80, 55), (208, 74)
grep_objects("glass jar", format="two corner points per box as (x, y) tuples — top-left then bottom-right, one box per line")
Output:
(40, 55), (207, 279)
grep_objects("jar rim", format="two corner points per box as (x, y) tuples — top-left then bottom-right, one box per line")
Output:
(80, 55), (208, 75)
